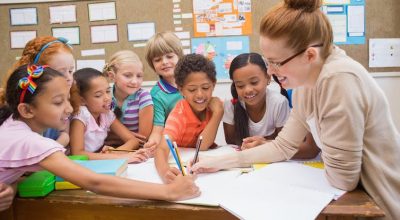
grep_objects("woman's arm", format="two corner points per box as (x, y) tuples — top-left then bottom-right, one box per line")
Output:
(291, 133), (320, 159)
(39, 152), (199, 201)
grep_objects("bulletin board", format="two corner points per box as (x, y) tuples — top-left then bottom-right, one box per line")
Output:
(0, 0), (399, 85)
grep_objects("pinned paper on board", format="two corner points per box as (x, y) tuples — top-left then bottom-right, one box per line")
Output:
(88, 2), (116, 21)
(10, 8), (37, 26)
(127, 22), (155, 42)
(49, 5), (76, 24)
(52, 27), (80, 45)
(90, 25), (118, 43)
(10, 31), (36, 49)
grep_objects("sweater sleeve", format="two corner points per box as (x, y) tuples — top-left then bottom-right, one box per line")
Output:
(317, 73), (365, 191)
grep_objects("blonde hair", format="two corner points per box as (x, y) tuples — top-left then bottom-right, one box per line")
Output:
(103, 50), (143, 76)
(260, 0), (333, 59)
(145, 32), (183, 71)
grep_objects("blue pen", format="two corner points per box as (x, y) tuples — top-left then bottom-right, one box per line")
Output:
(164, 135), (183, 174)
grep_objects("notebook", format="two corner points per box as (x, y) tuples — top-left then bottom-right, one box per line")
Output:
(56, 159), (128, 182)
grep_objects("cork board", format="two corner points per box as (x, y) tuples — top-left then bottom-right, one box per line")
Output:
(1, 0), (399, 85)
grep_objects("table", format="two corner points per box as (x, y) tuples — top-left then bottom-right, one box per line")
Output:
(1, 188), (384, 220)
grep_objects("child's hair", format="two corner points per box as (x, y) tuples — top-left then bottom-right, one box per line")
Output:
(103, 50), (143, 75)
(0, 64), (63, 125)
(145, 32), (183, 71)
(272, 75), (289, 101)
(70, 68), (106, 115)
(174, 54), (217, 88)
(1, 36), (72, 105)
(228, 53), (271, 145)
(260, 0), (332, 59)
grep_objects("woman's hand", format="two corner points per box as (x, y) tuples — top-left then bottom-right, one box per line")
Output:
(165, 174), (200, 201)
(241, 136), (268, 150)
(190, 156), (224, 174)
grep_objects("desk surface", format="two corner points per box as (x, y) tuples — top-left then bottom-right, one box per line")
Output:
(2, 188), (384, 220)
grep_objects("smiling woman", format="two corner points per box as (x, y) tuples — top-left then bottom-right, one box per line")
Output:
(191, 0), (400, 219)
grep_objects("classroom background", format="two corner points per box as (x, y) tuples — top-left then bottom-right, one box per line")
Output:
(0, 0), (399, 145)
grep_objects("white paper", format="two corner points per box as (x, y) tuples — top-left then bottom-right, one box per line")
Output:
(226, 41), (242, 50)
(218, 3), (232, 13)
(49, 5), (76, 23)
(173, 14), (182, 19)
(81, 48), (105, 57)
(181, 13), (193, 19)
(127, 22), (155, 41)
(133, 43), (147, 48)
(181, 40), (190, 47)
(326, 6), (344, 13)
(327, 14), (347, 43)
(76, 59), (105, 72)
(173, 8), (181, 13)
(175, 27), (183, 31)
(52, 27), (80, 45)
(222, 28), (242, 36)
(168, 145), (238, 165)
(183, 48), (191, 55)
(173, 3), (180, 8)
(10, 8), (37, 25)
(88, 2), (116, 21)
(172, 0), (180, 2)
(224, 14), (237, 22)
(90, 25), (118, 43)
(174, 31), (190, 39)
(173, 20), (182, 24)
(196, 23), (210, 33)
(10, 31), (36, 49)
(323, 0), (350, 4)
(347, 5), (364, 34)
(369, 38), (400, 67)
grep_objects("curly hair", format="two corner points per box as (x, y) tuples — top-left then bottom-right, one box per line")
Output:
(174, 54), (216, 88)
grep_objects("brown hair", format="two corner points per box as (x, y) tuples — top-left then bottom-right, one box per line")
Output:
(145, 32), (183, 71)
(260, 0), (333, 59)
(1, 36), (72, 105)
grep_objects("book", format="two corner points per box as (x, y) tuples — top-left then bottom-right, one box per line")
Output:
(56, 159), (128, 182)
(55, 181), (80, 190)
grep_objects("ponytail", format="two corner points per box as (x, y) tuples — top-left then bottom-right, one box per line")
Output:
(230, 83), (249, 145)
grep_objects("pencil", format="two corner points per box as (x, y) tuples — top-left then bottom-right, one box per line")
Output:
(173, 141), (186, 176)
(190, 136), (203, 174)
(164, 135), (184, 174)
(107, 148), (137, 153)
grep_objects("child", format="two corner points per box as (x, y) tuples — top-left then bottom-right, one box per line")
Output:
(0, 64), (199, 203)
(155, 54), (223, 183)
(69, 68), (149, 163)
(0, 182), (14, 211)
(103, 50), (154, 149)
(191, 0), (400, 218)
(143, 32), (184, 149)
(2, 36), (75, 147)
(223, 53), (290, 150)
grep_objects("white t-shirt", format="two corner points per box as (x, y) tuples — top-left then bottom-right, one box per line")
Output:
(223, 88), (290, 137)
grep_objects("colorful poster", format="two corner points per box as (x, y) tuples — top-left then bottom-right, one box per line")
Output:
(192, 36), (249, 79)
(192, 0), (252, 37)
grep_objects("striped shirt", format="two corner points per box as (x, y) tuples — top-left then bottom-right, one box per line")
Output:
(111, 87), (153, 132)
(164, 99), (212, 148)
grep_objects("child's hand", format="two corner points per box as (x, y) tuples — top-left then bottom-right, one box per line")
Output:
(0, 183), (14, 211)
(143, 140), (157, 154)
(131, 132), (148, 146)
(165, 174), (200, 201)
(163, 167), (182, 184)
(208, 97), (224, 116)
(101, 145), (115, 153)
(127, 150), (149, 164)
(241, 136), (268, 150)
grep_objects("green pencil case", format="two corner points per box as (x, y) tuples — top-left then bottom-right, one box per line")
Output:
(68, 155), (89, 160)
(18, 170), (55, 197)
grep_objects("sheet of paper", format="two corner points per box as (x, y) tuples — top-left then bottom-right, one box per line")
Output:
(168, 145), (238, 165)
(181, 40), (191, 47)
(127, 22), (155, 41)
(10, 31), (36, 49)
(49, 5), (76, 23)
(369, 38), (400, 67)
(226, 41), (242, 50)
(81, 48), (105, 57)
(76, 59), (105, 72)
(220, 176), (333, 220)
(10, 8), (37, 25)
(327, 14), (347, 43)
(347, 5), (364, 34)
(90, 25), (118, 43)
(88, 2), (116, 21)
(174, 31), (190, 39)
(52, 27), (80, 45)
(323, 0), (350, 4)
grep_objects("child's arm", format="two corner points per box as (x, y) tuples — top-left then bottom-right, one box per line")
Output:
(138, 105), (154, 142)
(69, 119), (145, 163)
(56, 131), (70, 147)
(154, 136), (181, 183)
(144, 125), (164, 149)
(109, 119), (140, 151)
(199, 97), (223, 150)
(223, 122), (239, 145)
(39, 151), (200, 201)
(0, 182), (15, 211)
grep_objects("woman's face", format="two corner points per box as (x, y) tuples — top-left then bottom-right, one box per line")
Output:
(259, 36), (313, 89)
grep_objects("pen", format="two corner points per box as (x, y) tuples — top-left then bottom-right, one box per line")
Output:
(190, 136), (203, 174)
(164, 135), (184, 174)
(173, 141), (186, 176)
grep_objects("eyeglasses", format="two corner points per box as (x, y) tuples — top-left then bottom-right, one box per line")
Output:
(264, 44), (323, 70)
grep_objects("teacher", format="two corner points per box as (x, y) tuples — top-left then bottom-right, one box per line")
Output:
(191, 0), (400, 219)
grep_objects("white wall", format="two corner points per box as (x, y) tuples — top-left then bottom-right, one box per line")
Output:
(142, 72), (400, 145)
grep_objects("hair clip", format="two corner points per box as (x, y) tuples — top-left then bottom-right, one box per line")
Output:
(19, 65), (48, 103)
(231, 98), (238, 105)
